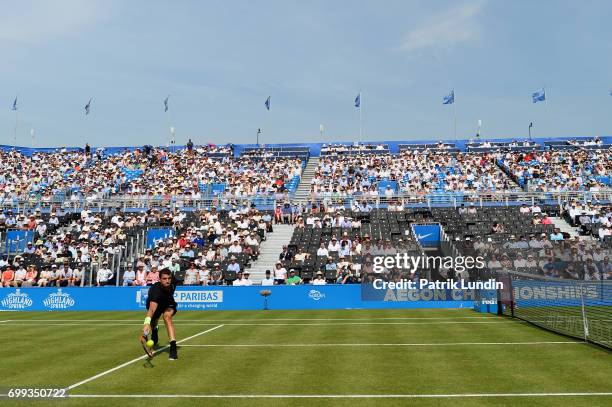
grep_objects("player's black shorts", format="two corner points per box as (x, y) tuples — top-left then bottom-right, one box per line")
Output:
(151, 300), (177, 321)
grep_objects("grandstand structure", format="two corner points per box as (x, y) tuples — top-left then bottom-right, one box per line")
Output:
(0, 136), (611, 289)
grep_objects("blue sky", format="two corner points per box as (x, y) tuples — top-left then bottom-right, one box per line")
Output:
(1, 0), (611, 147)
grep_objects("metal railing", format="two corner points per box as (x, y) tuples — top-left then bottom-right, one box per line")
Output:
(0, 190), (611, 212)
(303, 190), (612, 209)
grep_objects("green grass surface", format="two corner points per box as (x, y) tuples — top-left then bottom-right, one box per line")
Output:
(0, 309), (611, 406)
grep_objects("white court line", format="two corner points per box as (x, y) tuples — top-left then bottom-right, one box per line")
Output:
(65, 392), (612, 399)
(65, 324), (224, 391)
(0, 321), (519, 327)
(2, 316), (499, 322)
(180, 341), (584, 347)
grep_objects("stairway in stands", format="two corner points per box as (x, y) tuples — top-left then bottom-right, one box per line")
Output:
(249, 224), (296, 283)
(293, 157), (319, 203)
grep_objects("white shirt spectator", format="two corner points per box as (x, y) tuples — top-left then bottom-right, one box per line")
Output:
(261, 275), (275, 286)
(327, 241), (341, 252)
(122, 269), (136, 286)
(97, 267), (114, 285)
(312, 276), (327, 285)
(274, 266), (287, 282)
(184, 268), (198, 285)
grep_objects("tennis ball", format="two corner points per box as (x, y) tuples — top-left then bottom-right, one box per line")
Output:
(146, 340), (154, 347)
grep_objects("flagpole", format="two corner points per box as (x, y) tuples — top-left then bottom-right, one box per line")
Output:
(453, 92), (457, 142)
(542, 86), (548, 140)
(164, 95), (170, 149)
(359, 92), (362, 141)
(13, 108), (18, 151)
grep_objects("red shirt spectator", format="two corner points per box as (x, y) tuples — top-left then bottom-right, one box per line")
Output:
(2, 268), (14, 287)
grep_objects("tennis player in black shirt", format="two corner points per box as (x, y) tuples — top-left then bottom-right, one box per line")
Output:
(141, 269), (178, 360)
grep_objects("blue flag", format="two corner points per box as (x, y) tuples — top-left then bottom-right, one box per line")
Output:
(354, 93), (360, 108)
(443, 90), (454, 105)
(11, 97), (17, 111)
(532, 89), (545, 103)
(164, 95), (169, 112)
(265, 96), (270, 110)
(85, 98), (92, 115)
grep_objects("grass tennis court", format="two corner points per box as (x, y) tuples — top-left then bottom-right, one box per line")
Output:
(0, 309), (611, 407)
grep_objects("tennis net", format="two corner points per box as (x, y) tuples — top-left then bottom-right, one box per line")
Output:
(498, 271), (612, 349)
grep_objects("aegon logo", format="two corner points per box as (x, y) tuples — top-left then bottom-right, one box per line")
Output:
(308, 290), (325, 301)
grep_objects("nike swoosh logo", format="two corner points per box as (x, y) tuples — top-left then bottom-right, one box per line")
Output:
(417, 233), (434, 240)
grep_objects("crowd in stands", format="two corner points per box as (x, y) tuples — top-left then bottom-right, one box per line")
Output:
(441, 201), (612, 281)
(468, 140), (538, 148)
(562, 200), (612, 241)
(464, 234), (612, 281)
(0, 150), (90, 201)
(0, 207), (141, 287)
(310, 152), (519, 200)
(2, 141), (612, 288)
(190, 143), (234, 154)
(116, 148), (302, 199)
(498, 150), (611, 191)
(0, 147), (303, 203)
(399, 142), (456, 151)
(2, 201), (612, 286)
(320, 143), (388, 155)
(0, 205), (275, 288)
(567, 137), (603, 146)
(125, 206), (272, 287)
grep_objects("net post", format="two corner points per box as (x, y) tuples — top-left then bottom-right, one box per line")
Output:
(579, 282), (589, 342)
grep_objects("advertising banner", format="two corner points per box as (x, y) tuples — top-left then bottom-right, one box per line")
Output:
(0, 285), (475, 312)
